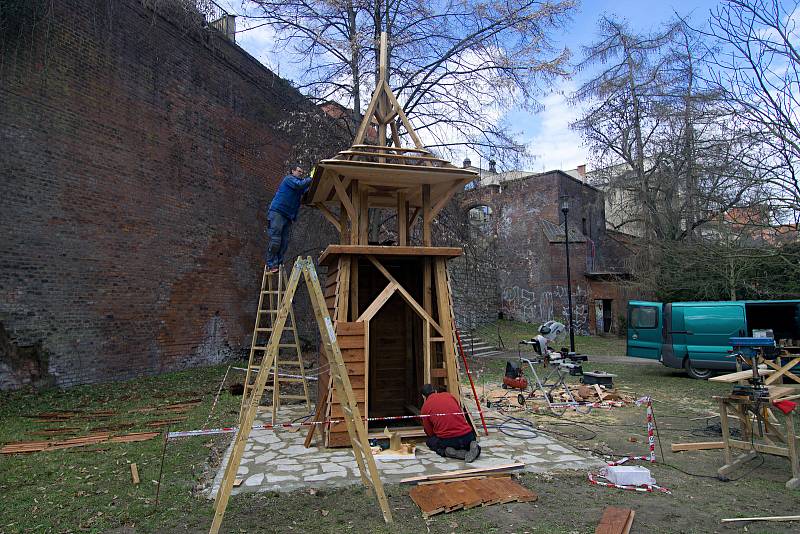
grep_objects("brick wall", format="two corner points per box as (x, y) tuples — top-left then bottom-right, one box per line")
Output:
(456, 171), (640, 335)
(0, 0), (341, 389)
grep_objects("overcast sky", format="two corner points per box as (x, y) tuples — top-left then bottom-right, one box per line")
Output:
(217, 0), (721, 172)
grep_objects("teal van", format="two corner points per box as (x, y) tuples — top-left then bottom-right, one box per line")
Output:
(627, 300), (800, 379)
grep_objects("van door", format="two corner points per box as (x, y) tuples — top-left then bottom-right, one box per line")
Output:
(684, 304), (746, 368)
(627, 301), (663, 359)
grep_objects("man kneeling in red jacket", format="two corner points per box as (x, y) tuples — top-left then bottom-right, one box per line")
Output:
(420, 384), (481, 462)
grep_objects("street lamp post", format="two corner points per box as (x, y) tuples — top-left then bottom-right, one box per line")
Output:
(560, 195), (576, 353)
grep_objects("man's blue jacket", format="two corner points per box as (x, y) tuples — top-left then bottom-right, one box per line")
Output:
(268, 175), (312, 221)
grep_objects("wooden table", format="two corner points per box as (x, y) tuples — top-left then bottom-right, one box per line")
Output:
(716, 395), (799, 489)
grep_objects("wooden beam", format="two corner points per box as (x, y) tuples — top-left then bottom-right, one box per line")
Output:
(721, 516), (800, 523)
(357, 282), (398, 322)
(382, 80), (424, 149)
(423, 321), (431, 384)
(365, 255), (442, 334)
(315, 203), (341, 233)
(350, 180), (360, 244)
(353, 84), (382, 146)
(330, 174), (356, 222)
(336, 256), (351, 324)
(434, 258), (459, 396)
(339, 201), (349, 244)
(397, 191), (407, 246)
(670, 441), (725, 452)
(422, 184), (432, 246)
(350, 256), (359, 321)
(359, 188), (369, 245)
(390, 121), (402, 149)
(430, 180), (467, 220)
(400, 463), (524, 484)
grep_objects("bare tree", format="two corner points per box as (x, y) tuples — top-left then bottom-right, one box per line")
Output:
(243, 0), (575, 164)
(707, 0), (800, 223)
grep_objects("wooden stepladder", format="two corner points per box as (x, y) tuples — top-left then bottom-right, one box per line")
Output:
(241, 265), (311, 425)
(210, 257), (392, 533)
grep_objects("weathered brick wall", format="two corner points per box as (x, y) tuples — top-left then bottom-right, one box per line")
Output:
(456, 171), (636, 335)
(0, 0), (340, 389)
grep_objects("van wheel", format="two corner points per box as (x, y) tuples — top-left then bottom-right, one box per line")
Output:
(685, 360), (713, 380)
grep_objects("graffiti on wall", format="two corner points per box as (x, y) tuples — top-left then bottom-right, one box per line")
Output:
(501, 285), (589, 334)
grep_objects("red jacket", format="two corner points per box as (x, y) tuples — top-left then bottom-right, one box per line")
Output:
(420, 392), (472, 439)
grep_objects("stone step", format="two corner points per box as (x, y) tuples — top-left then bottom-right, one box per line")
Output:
(456, 331), (502, 357)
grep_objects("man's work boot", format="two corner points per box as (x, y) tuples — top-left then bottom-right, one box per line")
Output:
(444, 447), (466, 460)
(465, 441), (481, 463)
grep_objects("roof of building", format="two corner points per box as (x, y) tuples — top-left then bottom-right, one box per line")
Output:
(540, 219), (587, 243)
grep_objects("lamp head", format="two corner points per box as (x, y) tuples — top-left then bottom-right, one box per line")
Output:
(560, 195), (569, 213)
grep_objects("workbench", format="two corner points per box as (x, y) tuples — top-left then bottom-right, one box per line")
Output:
(715, 394), (800, 489)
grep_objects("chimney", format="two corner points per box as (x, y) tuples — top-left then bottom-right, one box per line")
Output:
(577, 164), (586, 179)
(463, 157), (471, 168)
(488, 159), (497, 174)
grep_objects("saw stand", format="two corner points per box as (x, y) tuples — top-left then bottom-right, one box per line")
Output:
(516, 353), (588, 415)
(715, 395), (799, 489)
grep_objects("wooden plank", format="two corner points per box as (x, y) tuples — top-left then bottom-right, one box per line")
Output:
(400, 463), (524, 484)
(337, 336), (367, 349)
(130, 463), (140, 485)
(340, 348), (366, 362)
(595, 507), (634, 534)
(319, 245), (462, 265)
(357, 282), (397, 322)
(330, 402), (366, 418)
(709, 369), (774, 383)
(409, 484), (450, 518)
(671, 441), (725, 452)
(721, 515), (800, 523)
(336, 322), (365, 335)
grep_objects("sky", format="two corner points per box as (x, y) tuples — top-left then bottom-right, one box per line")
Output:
(215, 0), (721, 172)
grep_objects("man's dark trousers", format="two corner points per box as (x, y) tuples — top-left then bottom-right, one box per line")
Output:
(426, 430), (476, 457)
(267, 210), (292, 268)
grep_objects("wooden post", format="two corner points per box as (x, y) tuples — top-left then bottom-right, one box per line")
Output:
(359, 189), (369, 245)
(350, 257), (359, 321)
(422, 184), (432, 246)
(423, 321), (431, 384)
(719, 399), (732, 467)
(340, 201), (349, 244)
(351, 181), (360, 244)
(397, 191), (407, 246)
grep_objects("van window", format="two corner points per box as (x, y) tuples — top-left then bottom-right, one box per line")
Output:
(631, 306), (658, 328)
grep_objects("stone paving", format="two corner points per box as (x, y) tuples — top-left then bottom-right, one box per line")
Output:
(208, 405), (602, 499)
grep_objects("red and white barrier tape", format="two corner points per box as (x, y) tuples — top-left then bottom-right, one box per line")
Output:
(587, 397), (671, 494)
(167, 409), (480, 440)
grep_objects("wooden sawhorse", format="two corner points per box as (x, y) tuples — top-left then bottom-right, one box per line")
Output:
(716, 395), (799, 489)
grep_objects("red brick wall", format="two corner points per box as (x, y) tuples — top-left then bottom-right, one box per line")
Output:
(0, 0), (339, 388)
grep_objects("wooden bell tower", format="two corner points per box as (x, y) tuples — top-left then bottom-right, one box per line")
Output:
(305, 33), (478, 447)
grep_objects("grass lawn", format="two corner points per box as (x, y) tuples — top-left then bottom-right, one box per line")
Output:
(474, 319), (627, 356)
(2, 354), (799, 533)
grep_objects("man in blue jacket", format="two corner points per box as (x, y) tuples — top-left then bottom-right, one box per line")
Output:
(266, 163), (312, 273)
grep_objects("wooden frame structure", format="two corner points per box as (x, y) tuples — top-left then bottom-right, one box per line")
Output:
(305, 33), (478, 447)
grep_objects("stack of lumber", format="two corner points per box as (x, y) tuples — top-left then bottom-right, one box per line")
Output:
(1, 431), (159, 454)
(409, 477), (537, 518)
(526, 384), (633, 404)
(595, 507), (635, 534)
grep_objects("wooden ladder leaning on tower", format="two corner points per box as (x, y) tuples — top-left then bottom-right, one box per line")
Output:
(210, 257), (393, 534)
(240, 264), (311, 425)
